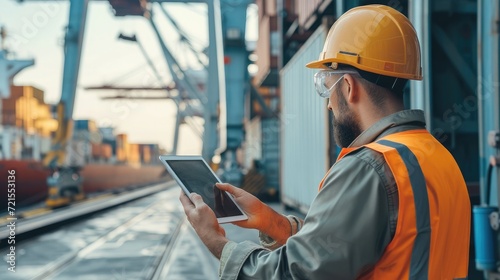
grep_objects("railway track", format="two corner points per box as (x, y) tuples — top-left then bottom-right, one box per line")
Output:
(0, 181), (175, 243)
(0, 183), (187, 280)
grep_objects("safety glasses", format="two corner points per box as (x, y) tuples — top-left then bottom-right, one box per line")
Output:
(313, 70), (359, 98)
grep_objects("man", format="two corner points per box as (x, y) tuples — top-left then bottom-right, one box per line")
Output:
(180, 4), (470, 279)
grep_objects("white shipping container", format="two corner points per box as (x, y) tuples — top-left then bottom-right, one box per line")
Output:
(280, 26), (329, 213)
(243, 117), (262, 170)
(31, 134), (41, 160)
(2, 126), (24, 159)
(40, 136), (52, 154)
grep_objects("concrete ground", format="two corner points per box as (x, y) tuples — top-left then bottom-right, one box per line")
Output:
(161, 202), (305, 280)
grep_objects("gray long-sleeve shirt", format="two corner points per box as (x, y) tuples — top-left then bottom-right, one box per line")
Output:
(219, 110), (427, 280)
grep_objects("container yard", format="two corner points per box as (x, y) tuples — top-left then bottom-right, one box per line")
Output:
(0, 0), (499, 279)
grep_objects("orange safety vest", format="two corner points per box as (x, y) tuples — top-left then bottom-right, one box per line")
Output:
(319, 129), (470, 279)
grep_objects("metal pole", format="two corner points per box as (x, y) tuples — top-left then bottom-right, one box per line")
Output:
(172, 109), (181, 155)
(207, 0), (226, 163)
(214, 0), (251, 183)
(478, 0), (500, 206)
(336, 0), (344, 18)
(409, 0), (432, 130)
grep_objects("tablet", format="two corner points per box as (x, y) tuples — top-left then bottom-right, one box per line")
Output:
(159, 155), (248, 223)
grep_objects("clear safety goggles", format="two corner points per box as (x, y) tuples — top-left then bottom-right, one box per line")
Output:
(313, 70), (359, 98)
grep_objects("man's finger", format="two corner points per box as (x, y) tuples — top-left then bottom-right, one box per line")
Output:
(179, 191), (195, 211)
(190, 193), (205, 207)
(215, 183), (242, 196)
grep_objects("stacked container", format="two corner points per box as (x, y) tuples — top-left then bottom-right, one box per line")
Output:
(116, 133), (129, 163)
(1, 85), (58, 160)
(127, 143), (140, 165)
(139, 144), (151, 164)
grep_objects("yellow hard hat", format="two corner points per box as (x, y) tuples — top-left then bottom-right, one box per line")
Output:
(306, 5), (423, 81)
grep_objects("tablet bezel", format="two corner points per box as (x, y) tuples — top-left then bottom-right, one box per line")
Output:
(159, 155), (248, 223)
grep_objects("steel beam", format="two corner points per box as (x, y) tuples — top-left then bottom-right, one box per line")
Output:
(61, 0), (89, 126)
(478, 0), (500, 206)
(149, 9), (207, 104)
(214, 0), (252, 184)
(409, 0), (432, 130)
(206, 0), (226, 162)
(158, 4), (207, 69)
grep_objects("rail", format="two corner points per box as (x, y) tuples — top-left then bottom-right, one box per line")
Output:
(0, 181), (176, 241)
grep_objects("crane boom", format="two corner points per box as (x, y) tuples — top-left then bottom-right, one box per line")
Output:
(43, 0), (89, 207)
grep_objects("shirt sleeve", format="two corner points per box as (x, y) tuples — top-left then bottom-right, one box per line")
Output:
(259, 215), (304, 250)
(218, 155), (393, 280)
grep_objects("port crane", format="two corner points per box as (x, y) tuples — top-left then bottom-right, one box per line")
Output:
(14, 0), (251, 207)
(0, 27), (35, 138)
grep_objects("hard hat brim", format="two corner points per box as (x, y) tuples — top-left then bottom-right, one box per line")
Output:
(305, 60), (330, 69)
(306, 58), (423, 80)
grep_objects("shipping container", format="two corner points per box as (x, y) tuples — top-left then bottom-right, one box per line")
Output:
(73, 119), (102, 143)
(127, 143), (140, 164)
(0, 126), (20, 159)
(254, 14), (278, 87)
(116, 134), (129, 163)
(34, 104), (58, 137)
(243, 116), (262, 170)
(297, 0), (332, 29)
(3, 85), (47, 133)
(116, 147), (126, 163)
(280, 25), (329, 213)
(103, 138), (117, 157)
(139, 144), (151, 164)
(40, 136), (52, 155)
(74, 119), (98, 132)
(91, 143), (113, 161)
(23, 134), (42, 160)
(99, 127), (116, 141)
(262, 118), (280, 192)
(101, 144), (112, 159)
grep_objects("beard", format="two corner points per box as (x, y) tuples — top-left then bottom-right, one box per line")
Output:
(332, 88), (362, 148)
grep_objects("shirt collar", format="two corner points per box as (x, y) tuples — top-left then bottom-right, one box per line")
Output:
(348, 109), (426, 147)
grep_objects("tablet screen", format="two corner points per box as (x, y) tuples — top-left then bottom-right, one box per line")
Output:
(166, 159), (243, 218)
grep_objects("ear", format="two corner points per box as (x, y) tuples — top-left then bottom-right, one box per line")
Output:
(341, 73), (360, 104)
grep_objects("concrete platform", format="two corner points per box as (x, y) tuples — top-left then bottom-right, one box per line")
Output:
(160, 201), (304, 279)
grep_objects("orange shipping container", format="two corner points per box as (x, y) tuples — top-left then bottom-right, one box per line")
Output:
(2, 85), (49, 134)
(101, 144), (112, 159)
(116, 147), (126, 163)
(116, 134), (129, 162)
(127, 143), (140, 164)
(91, 143), (113, 159)
(91, 143), (101, 158)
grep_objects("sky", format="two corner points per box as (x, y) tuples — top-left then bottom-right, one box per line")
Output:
(0, 1), (257, 154)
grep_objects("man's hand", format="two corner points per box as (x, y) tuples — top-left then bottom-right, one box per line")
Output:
(215, 183), (291, 245)
(179, 191), (228, 259)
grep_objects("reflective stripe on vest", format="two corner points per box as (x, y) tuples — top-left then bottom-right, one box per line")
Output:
(377, 140), (431, 279)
